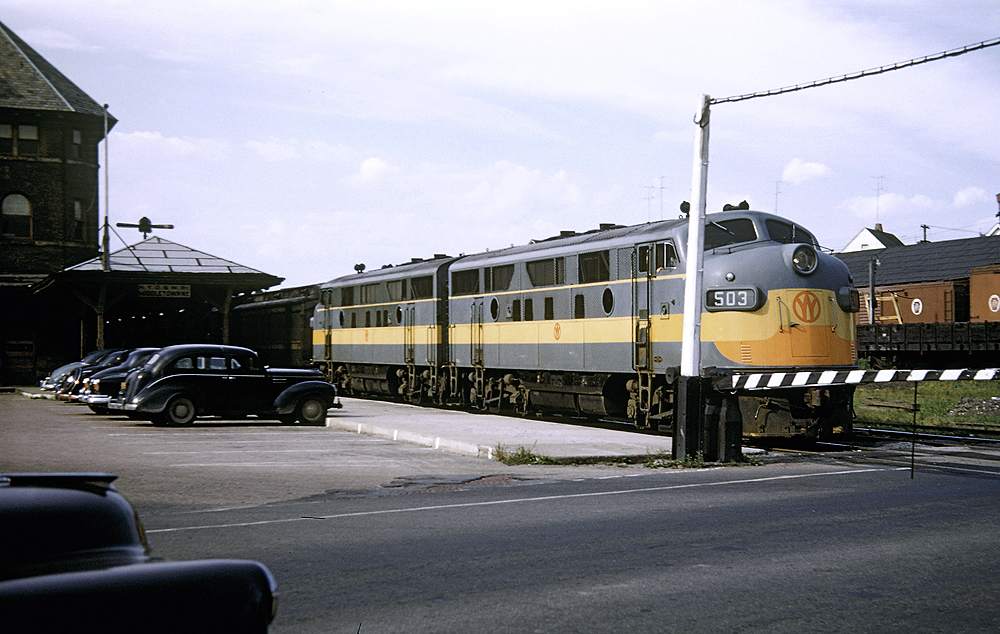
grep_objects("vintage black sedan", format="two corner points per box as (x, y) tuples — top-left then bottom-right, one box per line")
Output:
(0, 473), (278, 632)
(119, 344), (340, 426)
(80, 347), (160, 413)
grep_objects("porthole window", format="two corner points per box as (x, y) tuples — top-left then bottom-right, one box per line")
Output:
(602, 287), (614, 315)
(490, 297), (499, 321)
(339, 311), (344, 327)
(396, 306), (403, 324)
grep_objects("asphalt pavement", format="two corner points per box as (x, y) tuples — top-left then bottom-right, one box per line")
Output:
(18, 388), (763, 463)
(324, 396), (761, 461)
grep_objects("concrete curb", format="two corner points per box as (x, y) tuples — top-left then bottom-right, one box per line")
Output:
(325, 418), (497, 460)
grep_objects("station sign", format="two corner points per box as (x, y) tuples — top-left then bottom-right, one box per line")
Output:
(138, 283), (191, 298)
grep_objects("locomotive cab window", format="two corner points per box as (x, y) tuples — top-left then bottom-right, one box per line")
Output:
(639, 243), (678, 274)
(704, 219), (757, 250)
(341, 287), (355, 306)
(765, 219), (816, 245)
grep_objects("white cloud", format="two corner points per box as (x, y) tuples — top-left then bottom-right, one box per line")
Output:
(245, 138), (354, 163)
(112, 131), (230, 160)
(19, 28), (101, 52)
(953, 187), (988, 207)
(349, 157), (394, 185)
(781, 158), (831, 184)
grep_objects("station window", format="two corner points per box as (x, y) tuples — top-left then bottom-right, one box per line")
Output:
(16, 125), (38, 155)
(73, 200), (85, 241)
(72, 129), (82, 158)
(0, 125), (12, 154)
(1, 194), (31, 238)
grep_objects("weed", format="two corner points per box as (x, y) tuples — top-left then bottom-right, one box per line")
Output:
(494, 444), (559, 465)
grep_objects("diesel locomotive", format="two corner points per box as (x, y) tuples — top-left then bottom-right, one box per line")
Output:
(313, 207), (861, 437)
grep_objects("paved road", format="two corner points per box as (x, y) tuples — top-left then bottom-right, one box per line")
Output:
(5, 391), (1000, 633)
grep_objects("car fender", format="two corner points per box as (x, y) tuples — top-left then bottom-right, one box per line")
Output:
(274, 381), (339, 414)
(129, 383), (204, 415)
(0, 559), (278, 633)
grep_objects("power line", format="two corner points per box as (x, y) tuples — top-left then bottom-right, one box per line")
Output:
(712, 37), (1000, 105)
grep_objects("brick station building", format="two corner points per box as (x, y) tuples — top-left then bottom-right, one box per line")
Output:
(0, 21), (281, 384)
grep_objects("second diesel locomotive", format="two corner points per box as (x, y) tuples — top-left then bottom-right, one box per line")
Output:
(313, 207), (861, 437)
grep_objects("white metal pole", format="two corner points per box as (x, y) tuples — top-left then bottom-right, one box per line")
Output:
(681, 94), (711, 378)
(101, 104), (110, 272)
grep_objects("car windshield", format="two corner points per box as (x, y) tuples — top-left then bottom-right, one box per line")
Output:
(704, 219), (758, 250)
(765, 219), (816, 245)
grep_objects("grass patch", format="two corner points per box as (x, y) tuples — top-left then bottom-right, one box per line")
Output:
(494, 444), (560, 465)
(854, 381), (1000, 433)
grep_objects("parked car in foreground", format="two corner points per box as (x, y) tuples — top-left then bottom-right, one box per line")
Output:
(0, 473), (278, 633)
(117, 344), (340, 426)
(79, 348), (160, 413)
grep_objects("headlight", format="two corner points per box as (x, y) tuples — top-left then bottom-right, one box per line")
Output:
(91, 378), (100, 389)
(791, 245), (818, 274)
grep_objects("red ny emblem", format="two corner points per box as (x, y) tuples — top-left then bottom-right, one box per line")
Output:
(792, 291), (822, 323)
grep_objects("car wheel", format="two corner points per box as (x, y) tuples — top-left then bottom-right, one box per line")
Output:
(88, 404), (108, 415)
(286, 397), (327, 425)
(165, 396), (197, 426)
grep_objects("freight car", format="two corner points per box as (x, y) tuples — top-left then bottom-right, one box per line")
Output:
(838, 235), (1000, 369)
(314, 207), (861, 438)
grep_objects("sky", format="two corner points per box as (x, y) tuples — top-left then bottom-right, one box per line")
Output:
(4, 0), (1000, 288)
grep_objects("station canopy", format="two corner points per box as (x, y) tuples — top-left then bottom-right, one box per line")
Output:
(35, 237), (283, 348)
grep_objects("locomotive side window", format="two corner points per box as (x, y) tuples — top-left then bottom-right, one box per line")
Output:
(704, 219), (757, 249)
(579, 250), (610, 284)
(524, 298), (534, 321)
(485, 264), (514, 292)
(351, 313), (356, 328)
(361, 283), (378, 304)
(526, 257), (564, 287)
(453, 269), (480, 296)
(544, 297), (555, 320)
(512, 299), (521, 321)
(341, 287), (355, 306)
(765, 219), (816, 245)
(574, 294), (585, 319)
(387, 279), (406, 301)
(410, 276), (433, 299)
